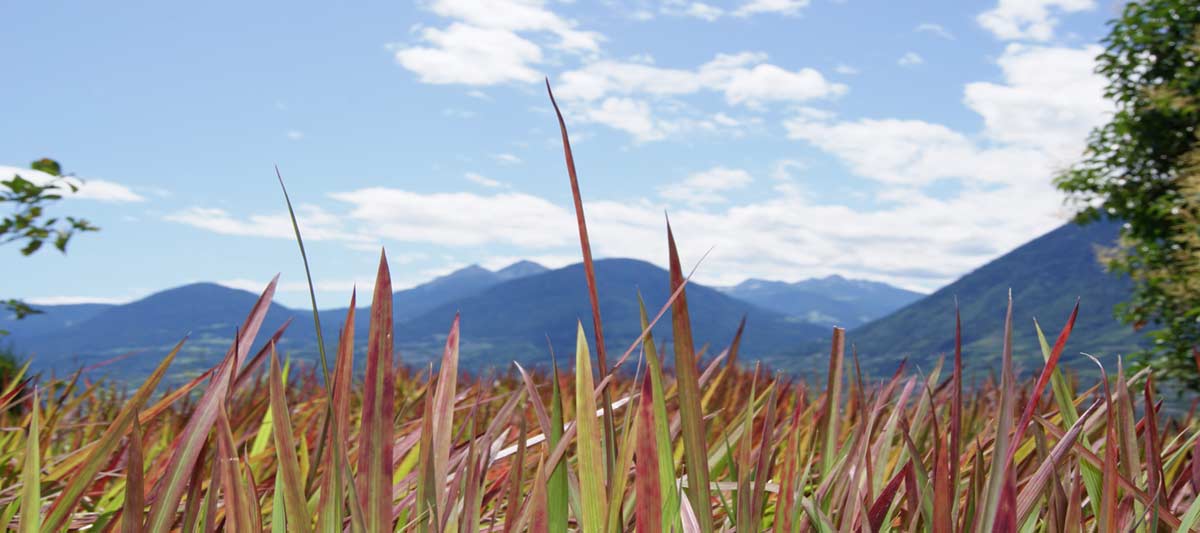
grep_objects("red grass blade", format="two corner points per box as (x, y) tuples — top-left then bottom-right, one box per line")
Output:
(868, 461), (911, 532)
(635, 372), (662, 533)
(120, 416), (145, 533)
(821, 327), (845, 476)
(991, 470), (1017, 533)
(1006, 300), (1079, 468)
(667, 218), (714, 533)
(357, 252), (395, 532)
(430, 314), (461, 525)
(546, 78), (618, 483)
(318, 290), (356, 531)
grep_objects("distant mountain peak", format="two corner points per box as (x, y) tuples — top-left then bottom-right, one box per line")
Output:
(496, 260), (549, 281)
(722, 274), (924, 328)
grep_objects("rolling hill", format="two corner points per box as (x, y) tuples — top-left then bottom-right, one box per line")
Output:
(843, 220), (1142, 378)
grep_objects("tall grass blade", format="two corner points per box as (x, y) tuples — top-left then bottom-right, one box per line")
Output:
(1007, 301), (1078, 468)
(637, 292), (679, 531)
(19, 387), (40, 533)
(318, 290), (356, 532)
(546, 78), (618, 482)
(635, 372), (662, 533)
(269, 345), (313, 533)
(821, 327), (845, 477)
(121, 415), (145, 533)
(548, 355), (569, 533)
(431, 314), (461, 525)
(667, 219), (713, 533)
(358, 252), (395, 532)
(976, 291), (1015, 533)
(574, 322), (608, 533)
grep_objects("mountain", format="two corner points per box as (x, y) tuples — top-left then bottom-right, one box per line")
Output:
(845, 221), (1142, 378)
(392, 264), (507, 319)
(18, 283), (299, 380)
(495, 260), (549, 281)
(8, 258), (829, 381)
(316, 261), (548, 342)
(2, 303), (112, 340)
(721, 275), (923, 327)
(393, 258), (829, 369)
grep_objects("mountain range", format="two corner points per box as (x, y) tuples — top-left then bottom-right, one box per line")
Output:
(719, 276), (923, 327)
(3, 220), (1146, 383)
(3, 256), (919, 383)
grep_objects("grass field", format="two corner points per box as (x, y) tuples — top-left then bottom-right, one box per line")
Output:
(2, 253), (1200, 532)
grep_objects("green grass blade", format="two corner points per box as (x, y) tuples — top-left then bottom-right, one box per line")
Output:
(575, 322), (608, 533)
(269, 345), (313, 533)
(1034, 320), (1103, 519)
(548, 355), (569, 533)
(638, 293), (680, 532)
(19, 387), (40, 533)
(976, 292), (1015, 533)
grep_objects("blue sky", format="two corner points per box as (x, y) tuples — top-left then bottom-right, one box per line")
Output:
(2, 0), (1118, 308)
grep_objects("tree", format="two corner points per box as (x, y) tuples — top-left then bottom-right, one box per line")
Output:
(1055, 0), (1200, 386)
(1, 158), (98, 328)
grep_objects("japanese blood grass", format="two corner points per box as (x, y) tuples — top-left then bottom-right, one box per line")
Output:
(5, 263), (1200, 531)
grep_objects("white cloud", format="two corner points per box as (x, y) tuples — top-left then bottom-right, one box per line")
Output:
(977, 0), (1096, 41)
(493, 153), (523, 164)
(834, 64), (859, 75)
(465, 171), (504, 188)
(631, 10), (655, 21)
(658, 166), (753, 206)
(785, 117), (1046, 186)
(915, 22), (954, 39)
(1, 166), (146, 203)
(733, 0), (810, 17)
(330, 187), (576, 247)
(393, 0), (601, 86)
(286, 130), (304, 140)
(557, 52), (845, 109)
(964, 43), (1109, 153)
(661, 0), (806, 20)
(395, 23), (544, 85)
(898, 52), (924, 66)
(575, 97), (670, 142)
(165, 205), (371, 243)
(676, 2), (720, 21)
(427, 0), (601, 52)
